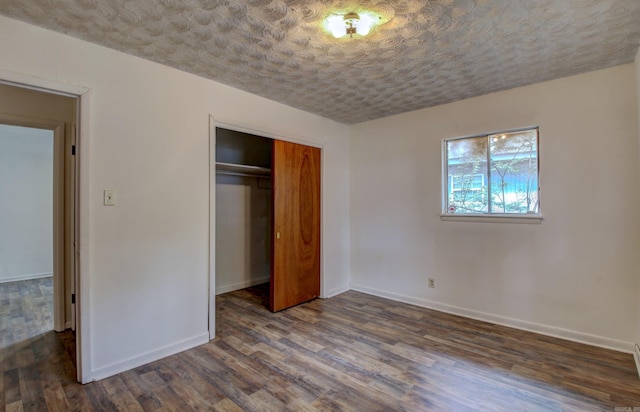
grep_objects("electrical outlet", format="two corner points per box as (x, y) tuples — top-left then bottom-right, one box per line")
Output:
(428, 278), (435, 288)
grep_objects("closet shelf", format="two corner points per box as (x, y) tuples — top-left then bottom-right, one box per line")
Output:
(216, 161), (271, 178)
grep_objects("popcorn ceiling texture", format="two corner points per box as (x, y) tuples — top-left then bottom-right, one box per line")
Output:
(1, 0), (639, 124)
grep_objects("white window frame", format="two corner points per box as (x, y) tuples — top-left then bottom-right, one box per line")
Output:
(441, 127), (542, 224)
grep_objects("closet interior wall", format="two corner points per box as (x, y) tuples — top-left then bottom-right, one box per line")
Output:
(215, 128), (272, 295)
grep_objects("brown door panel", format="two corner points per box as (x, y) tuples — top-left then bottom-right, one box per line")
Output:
(270, 140), (321, 312)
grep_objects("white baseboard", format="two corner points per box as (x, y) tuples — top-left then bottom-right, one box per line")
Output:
(351, 284), (635, 354)
(0, 272), (52, 284)
(90, 332), (209, 382)
(323, 284), (350, 299)
(634, 343), (640, 379)
(216, 277), (269, 295)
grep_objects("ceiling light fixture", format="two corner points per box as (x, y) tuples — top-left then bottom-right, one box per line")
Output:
(324, 12), (380, 38)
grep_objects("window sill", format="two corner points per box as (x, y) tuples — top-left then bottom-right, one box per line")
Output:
(440, 214), (543, 224)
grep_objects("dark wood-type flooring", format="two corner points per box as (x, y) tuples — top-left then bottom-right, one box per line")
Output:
(2, 281), (640, 411)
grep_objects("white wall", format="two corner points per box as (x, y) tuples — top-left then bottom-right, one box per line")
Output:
(0, 15), (351, 380)
(635, 48), (640, 355)
(351, 64), (640, 351)
(0, 125), (53, 282)
(215, 175), (271, 294)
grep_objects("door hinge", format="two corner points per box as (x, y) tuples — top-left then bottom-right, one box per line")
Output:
(71, 145), (76, 156)
(71, 293), (76, 304)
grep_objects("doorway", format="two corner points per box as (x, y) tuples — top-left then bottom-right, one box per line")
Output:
(0, 124), (55, 345)
(0, 82), (79, 377)
(210, 120), (322, 337)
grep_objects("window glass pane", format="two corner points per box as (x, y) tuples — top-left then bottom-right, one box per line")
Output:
(447, 137), (488, 214)
(488, 130), (538, 214)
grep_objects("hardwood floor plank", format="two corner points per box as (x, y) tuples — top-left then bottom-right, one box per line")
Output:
(249, 351), (328, 399)
(2, 280), (640, 411)
(247, 389), (289, 412)
(401, 389), (469, 412)
(100, 376), (144, 412)
(286, 351), (412, 410)
(321, 387), (401, 412)
(42, 384), (71, 412)
(320, 346), (411, 396)
(3, 368), (20, 405)
(0, 365), (4, 410)
(309, 394), (351, 412)
(117, 371), (165, 411)
(382, 341), (439, 367)
(18, 363), (49, 411)
(149, 384), (196, 412)
(83, 379), (121, 411)
(211, 398), (244, 412)
(58, 365), (95, 412)
(180, 348), (265, 411)
(40, 363), (72, 412)
(5, 400), (23, 412)
(160, 354), (227, 406)
(270, 383), (318, 407)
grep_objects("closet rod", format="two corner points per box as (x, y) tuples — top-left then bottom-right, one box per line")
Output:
(216, 161), (271, 178)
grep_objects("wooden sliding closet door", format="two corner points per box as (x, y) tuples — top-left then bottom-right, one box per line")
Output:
(270, 140), (321, 312)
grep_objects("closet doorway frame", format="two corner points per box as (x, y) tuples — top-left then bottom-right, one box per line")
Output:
(208, 115), (325, 340)
(0, 70), (93, 383)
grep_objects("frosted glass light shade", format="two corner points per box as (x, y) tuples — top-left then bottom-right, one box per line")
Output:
(355, 14), (376, 36)
(323, 12), (379, 38)
(326, 15), (348, 38)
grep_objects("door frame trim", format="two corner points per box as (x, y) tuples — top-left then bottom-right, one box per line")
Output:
(208, 115), (324, 339)
(208, 116), (216, 340)
(0, 70), (93, 383)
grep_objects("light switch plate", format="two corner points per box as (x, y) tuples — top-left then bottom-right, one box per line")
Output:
(104, 190), (116, 206)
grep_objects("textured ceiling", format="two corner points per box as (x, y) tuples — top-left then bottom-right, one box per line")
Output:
(1, 0), (639, 124)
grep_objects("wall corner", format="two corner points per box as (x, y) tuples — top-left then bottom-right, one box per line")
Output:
(636, 46), (640, 370)
(634, 343), (640, 379)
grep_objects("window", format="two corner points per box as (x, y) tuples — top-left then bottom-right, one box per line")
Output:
(450, 173), (485, 192)
(443, 128), (539, 216)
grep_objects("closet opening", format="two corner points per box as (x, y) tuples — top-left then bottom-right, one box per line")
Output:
(215, 128), (273, 308)
(213, 126), (321, 314)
